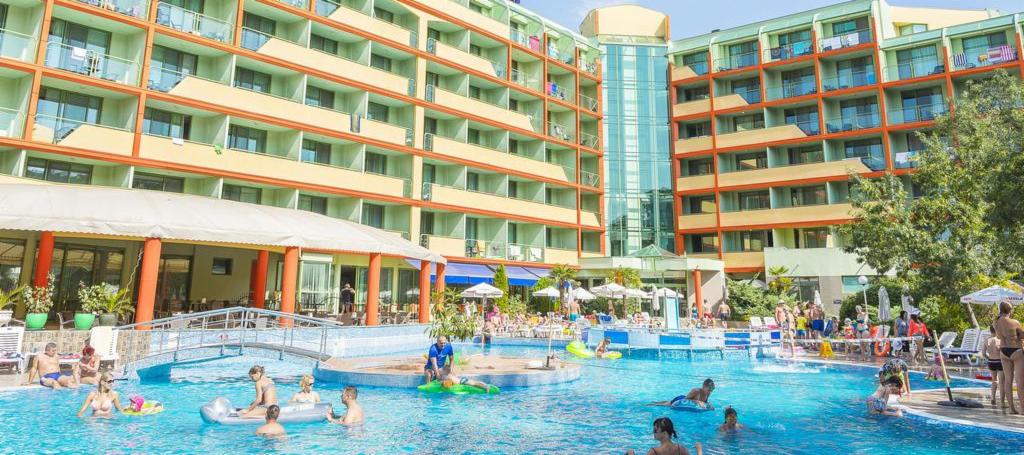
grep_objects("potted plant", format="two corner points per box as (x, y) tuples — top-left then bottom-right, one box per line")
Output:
(80, 283), (133, 327)
(22, 275), (55, 330)
(75, 283), (102, 330)
(0, 284), (26, 326)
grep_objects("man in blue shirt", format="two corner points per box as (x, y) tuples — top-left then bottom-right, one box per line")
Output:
(424, 336), (454, 384)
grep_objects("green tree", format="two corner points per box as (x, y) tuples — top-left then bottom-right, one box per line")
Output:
(838, 71), (1024, 328)
(606, 266), (642, 288)
(548, 264), (577, 312)
(727, 278), (795, 321)
(493, 264), (510, 312)
(427, 288), (478, 341)
(766, 266), (795, 298)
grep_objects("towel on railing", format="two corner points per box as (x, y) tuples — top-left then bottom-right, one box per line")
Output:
(989, 45), (1015, 63)
(71, 46), (88, 61)
(952, 52), (968, 69)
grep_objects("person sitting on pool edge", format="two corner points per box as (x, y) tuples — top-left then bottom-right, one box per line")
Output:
(26, 342), (78, 389)
(242, 365), (278, 418)
(442, 371), (497, 393)
(647, 378), (715, 409)
(717, 407), (743, 432)
(624, 417), (701, 455)
(867, 376), (904, 417)
(289, 375), (320, 404)
(424, 336), (454, 384)
(326, 386), (363, 425)
(256, 405), (286, 438)
(595, 337), (611, 358)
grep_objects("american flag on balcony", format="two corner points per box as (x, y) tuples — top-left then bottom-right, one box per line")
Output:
(989, 45), (1016, 63)
(952, 52), (968, 69)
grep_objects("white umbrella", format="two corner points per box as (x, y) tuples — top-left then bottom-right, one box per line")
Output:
(878, 286), (891, 322)
(813, 289), (822, 308)
(591, 282), (627, 297)
(572, 287), (597, 301)
(532, 286), (560, 298)
(625, 288), (648, 298)
(652, 287), (679, 297)
(461, 283), (504, 298)
(901, 293), (920, 316)
(960, 285), (1024, 305)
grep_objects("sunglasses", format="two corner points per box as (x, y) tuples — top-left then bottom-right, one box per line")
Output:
(102, 380), (114, 384)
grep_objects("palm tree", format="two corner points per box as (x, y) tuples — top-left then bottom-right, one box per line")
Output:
(548, 264), (577, 312)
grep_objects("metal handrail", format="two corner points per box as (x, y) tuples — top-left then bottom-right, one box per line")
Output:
(118, 307), (344, 331)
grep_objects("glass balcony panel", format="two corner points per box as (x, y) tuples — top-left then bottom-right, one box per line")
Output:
(822, 70), (875, 91)
(766, 78), (816, 100)
(75, 0), (148, 18)
(155, 2), (232, 43)
(888, 100), (947, 124)
(818, 29), (872, 52)
(0, 28), (35, 61)
(764, 40), (813, 62)
(714, 52), (758, 72)
(43, 42), (139, 85)
(888, 59), (944, 81)
(826, 111), (880, 133)
(952, 45), (1018, 70)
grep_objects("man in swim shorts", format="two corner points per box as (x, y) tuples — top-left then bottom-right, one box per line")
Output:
(27, 343), (77, 389)
(442, 372), (495, 393)
(648, 378), (715, 409)
(424, 336), (454, 384)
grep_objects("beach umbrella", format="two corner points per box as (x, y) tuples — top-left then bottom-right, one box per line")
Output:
(901, 293), (920, 316)
(591, 282), (627, 297)
(572, 287), (596, 301)
(813, 289), (822, 308)
(878, 286), (892, 322)
(532, 287), (560, 298)
(959, 285), (1024, 305)
(461, 283), (504, 298)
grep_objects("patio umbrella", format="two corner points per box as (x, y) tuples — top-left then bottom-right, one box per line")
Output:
(461, 283), (504, 351)
(532, 287), (560, 298)
(959, 285), (1024, 305)
(813, 289), (822, 308)
(572, 287), (596, 301)
(878, 286), (892, 322)
(591, 282), (627, 297)
(901, 293), (919, 316)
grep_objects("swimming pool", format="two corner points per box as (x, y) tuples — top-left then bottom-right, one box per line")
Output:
(0, 345), (1016, 454)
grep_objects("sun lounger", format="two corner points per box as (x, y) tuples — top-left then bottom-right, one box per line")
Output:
(763, 317), (779, 329)
(89, 326), (119, 367)
(749, 317), (764, 329)
(925, 331), (958, 356)
(0, 326), (25, 373)
(944, 328), (982, 360)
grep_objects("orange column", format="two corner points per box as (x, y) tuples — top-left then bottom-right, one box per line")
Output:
(33, 231), (55, 287)
(693, 269), (704, 319)
(365, 253), (382, 326)
(280, 247), (299, 325)
(434, 262), (446, 294)
(253, 250), (269, 309)
(418, 260), (431, 323)
(135, 238), (162, 328)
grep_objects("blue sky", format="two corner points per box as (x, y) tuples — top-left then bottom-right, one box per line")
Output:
(517, 0), (1021, 39)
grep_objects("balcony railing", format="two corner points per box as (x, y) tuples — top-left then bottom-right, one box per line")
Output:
(466, 239), (506, 260)
(75, 0), (148, 18)
(818, 29), (871, 52)
(315, 0), (340, 16)
(155, 2), (232, 43)
(822, 70), (875, 92)
(0, 28), (34, 62)
(547, 44), (575, 66)
(787, 119), (821, 136)
(731, 87), (762, 104)
(764, 40), (813, 62)
(44, 42), (139, 85)
(684, 60), (709, 76)
(713, 51), (758, 72)
(547, 121), (574, 142)
(826, 111), (880, 133)
(579, 93), (598, 112)
(277, 0), (307, 9)
(33, 114), (130, 144)
(506, 243), (544, 263)
(766, 78), (816, 101)
(547, 83), (573, 102)
(888, 102), (947, 124)
(952, 45), (1018, 70)
(887, 59), (944, 81)
(894, 150), (920, 169)
(240, 27), (276, 51)
(580, 170), (600, 188)
(0, 107), (23, 138)
(845, 148), (885, 171)
(579, 131), (599, 149)
(510, 68), (539, 90)
(578, 58), (598, 76)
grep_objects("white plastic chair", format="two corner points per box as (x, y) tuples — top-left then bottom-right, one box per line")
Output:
(0, 326), (25, 373)
(763, 317), (779, 328)
(945, 328), (982, 360)
(925, 331), (958, 356)
(89, 326), (120, 366)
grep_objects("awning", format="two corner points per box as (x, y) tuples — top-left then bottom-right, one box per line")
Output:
(0, 183), (445, 263)
(405, 260), (493, 284)
(497, 266), (542, 287)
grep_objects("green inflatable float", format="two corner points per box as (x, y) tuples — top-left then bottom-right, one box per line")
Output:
(566, 340), (621, 359)
(418, 380), (500, 395)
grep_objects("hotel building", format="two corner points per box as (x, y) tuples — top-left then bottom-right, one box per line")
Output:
(0, 0), (606, 323)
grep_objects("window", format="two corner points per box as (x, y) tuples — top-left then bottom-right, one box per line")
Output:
(898, 24), (927, 35)
(228, 125), (267, 153)
(895, 45), (940, 78)
(732, 113), (764, 131)
(467, 172), (480, 191)
(508, 99), (518, 111)
(777, 29), (811, 47)
(961, 32), (1007, 64)
(688, 234), (718, 253)
(738, 191), (770, 210)
(465, 217), (479, 240)
(841, 276), (868, 294)
(372, 7), (393, 23)
(686, 195), (716, 214)
(737, 230), (772, 252)
(468, 1), (488, 15)
(365, 152), (387, 174)
(143, 107), (191, 139)
(424, 117), (438, 135)
(0, 238), (25, 292)
(683, 122), (711, 138)
(48, 19), (111, 55)
(366, 102), (389, 122)
(211, 258), (233, 275)
(301, 139), (331, 164)
(790, 185), (827, 206)
(242, 13), (276, 34)
(361, 203), (384, 228)
(222, 184), (262, 204)
(907, 134), (926, 152)
(425, 71), (440, 88)
(305, 86), (335, 109)
(835, 57), (874, 85)
(25, 158), (92, 184)
(298, 194), (327, 215)
(149, 45), (198, 88)
(682, 52), (708, 74)
(234, 67), (271, 94)
(734, 151), (767, 171)
(420, 211), (435, 235)
(844, 138), (884, 170)
(507, 180), (518, 198)
(426, 28), (441, 41)
(468, 85), (481, 100)
(422, 163), (436, 184)
(797, 227), (829, 248)
(369, 54), (392, 72)
(469, 44), (482, 56)
(787, 146), (823, 165)
(310, 34), (338, 54)
(508, 139), (519, 155)
(132, 172), (184, 192)
(686, 158), (713, 176)
(831, 17), (868, 35)
(731, 77), (760, 103)
(36, 87), (102, 125)
(726, 40), (757, 68)
(839, 97), (878, 121)
(467, 128), (481, 145)
(784, 106), (819, 135)
(681, 86), (709, 102)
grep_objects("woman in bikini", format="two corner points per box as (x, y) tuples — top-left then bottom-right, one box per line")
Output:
(242, 365), (278, 418)
(76, 346), (100, 385)
(289, 375), (320, 404)
(994, 301), (1024, 414)
(77, 373), (123, 418)
(624, 417), (700, 455)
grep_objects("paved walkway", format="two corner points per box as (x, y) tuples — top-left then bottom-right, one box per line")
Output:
(898, 387), (1024, 434)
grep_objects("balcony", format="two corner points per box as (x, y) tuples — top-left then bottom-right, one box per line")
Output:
(43, 42), (139, 86)
(766, 78), (816, 101)
(511, 68), (541, 92)
(424, 133), (574, 182)
(888, 102), (947, 125)
(32, 114), (133, 156)
(826, 111), (880, 133)
(719, 203), (853, 228)
(416, 0), (507, 37)
(154, 2), (232, 43)
(580, 170), (600, 188)
(74, 0), (148, 19)
(578, 58), (599, 77)
(716, 124), (809, 149)
(359, 117), (413, 147)
(277, 0), (307, 9)
(419, 234), (466, 257)
(722, 252), (765, 269)
(822, 71), (875, 92)
(546, 83), (574, 103)
(0, 108), (24, 138)
(580, 210), (600, 228)
(818, 29), (871, 52)
(138, 135), (409, 197)
(427, 38), (506, 79)
(426, 184), (579, 224)
(427, 85), (536, 132)
(675, 136), (713, 154)
(717, 158), (870, 187)
(951, 45), (1018, 71)
(671, 62), (708, 80)
(547, 121), (575, 143)
(579, 94), (599, 113)
(579, 131), (599, 150)
(886, 59), (944, 82)
(246, 31), (414, 96)
(731, 87), (762, 105)
(509, 28), (540, 52)
(0, 28), (36, 62)
(673, 98), (710, 117)
(676, 174), (715, 192)
(543, 247), (577, 265)
(465, 239), (508, 260)
(763, 41), (813, 63)
(507, 243), (544, 263)
(678, 213), (717, 230)
(713, 52), (758, 72)
(316, 0), (418, 48)
(764, 247), (871, 277)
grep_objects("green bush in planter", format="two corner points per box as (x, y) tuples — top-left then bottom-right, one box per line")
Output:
(80, 282), (134, 327)
(22, 275), (55, 330)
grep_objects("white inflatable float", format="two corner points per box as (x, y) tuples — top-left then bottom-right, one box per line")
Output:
(199, 397), (332, 425)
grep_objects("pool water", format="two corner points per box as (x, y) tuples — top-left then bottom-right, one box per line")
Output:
(0, 345), (1017, 454)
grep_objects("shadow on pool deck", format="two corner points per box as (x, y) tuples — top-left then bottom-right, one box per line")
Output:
(898, 387), (1024, 434)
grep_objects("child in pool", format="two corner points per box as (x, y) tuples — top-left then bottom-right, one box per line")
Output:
(867, 376), (904, 416)
(717, 407), (743, 432)
(625, 417), (701, 455)
(925, 354), (947, 381)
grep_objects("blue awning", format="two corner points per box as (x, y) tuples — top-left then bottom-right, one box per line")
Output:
(405, 259), (493, 284)
(522, 266), (551, 279)
(494, 266), (542, 287)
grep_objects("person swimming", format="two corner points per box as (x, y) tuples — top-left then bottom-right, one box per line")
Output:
(624, 417), (698, 455)
(326, 386), (363, 425)
(441, 372), (497, 393)
(717, 407), (743, 432)
(289, 375), (320, 404)
(256, 405), (286, 438)
(595, 337), (611, 358)
(648, 379), (715, 409)
(867, 376), (904, 417)
(76, 372), (123, 418)
(242, 365), (278, 418)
